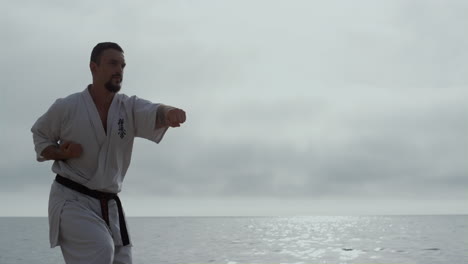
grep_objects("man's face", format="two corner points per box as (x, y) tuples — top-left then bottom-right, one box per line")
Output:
(92, 49), (126, 93)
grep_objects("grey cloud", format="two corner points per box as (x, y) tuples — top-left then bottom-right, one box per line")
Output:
(1, 1), (468, 216)
(122, 113), (467, 199)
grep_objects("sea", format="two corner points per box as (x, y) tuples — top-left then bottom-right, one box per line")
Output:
(0, 216), (466, 264)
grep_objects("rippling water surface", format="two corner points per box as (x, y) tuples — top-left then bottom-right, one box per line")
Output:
(1, 216), (466, 264)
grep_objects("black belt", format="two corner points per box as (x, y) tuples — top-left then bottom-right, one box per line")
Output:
(55, 175), (130, 246)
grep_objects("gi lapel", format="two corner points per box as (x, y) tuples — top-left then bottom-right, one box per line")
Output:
(106, 94), (120, 140)
(82, 88), (107, 145)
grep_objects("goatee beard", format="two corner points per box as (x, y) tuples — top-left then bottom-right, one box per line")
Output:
(105, 80), (121, 93)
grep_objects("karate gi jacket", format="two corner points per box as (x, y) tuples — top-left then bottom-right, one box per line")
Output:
(31, 87), (168, 247)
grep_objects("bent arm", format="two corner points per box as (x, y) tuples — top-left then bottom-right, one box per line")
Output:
(31, 98), (83, 161)
(31, 99), (63, 161)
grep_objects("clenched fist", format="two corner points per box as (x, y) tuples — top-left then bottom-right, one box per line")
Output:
(59, 141), (83, 159)
(165, 108), (186, 127)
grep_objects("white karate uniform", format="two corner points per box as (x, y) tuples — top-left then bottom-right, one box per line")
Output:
(31, 87), (168, 264)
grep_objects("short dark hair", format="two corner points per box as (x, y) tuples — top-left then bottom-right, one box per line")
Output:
(90, 42), (124, 64)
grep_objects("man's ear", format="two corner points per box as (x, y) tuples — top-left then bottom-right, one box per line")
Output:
(90, 61), (98, 74)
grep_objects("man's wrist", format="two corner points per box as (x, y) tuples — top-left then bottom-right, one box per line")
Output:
(41, 145), (68, 161)
(155, 104), (175, 129)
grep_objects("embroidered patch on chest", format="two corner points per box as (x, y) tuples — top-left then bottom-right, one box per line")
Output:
(117, 118), (127, 139)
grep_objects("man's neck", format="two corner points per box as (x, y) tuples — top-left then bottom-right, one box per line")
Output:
(88, 84), (115, 109)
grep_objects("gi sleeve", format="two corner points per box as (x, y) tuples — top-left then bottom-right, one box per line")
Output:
(31, 99), (65, 162)
(132, 96), (168, 143)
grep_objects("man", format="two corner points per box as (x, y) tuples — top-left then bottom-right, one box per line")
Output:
(31, 42), (186, 264)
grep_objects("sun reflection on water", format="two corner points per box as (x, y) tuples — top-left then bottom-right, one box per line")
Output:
(243, 216), (384, 262)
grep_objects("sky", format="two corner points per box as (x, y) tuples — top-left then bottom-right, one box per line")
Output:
(1, 0), (467, 216)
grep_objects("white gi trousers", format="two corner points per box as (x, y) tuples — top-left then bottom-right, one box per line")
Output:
(49, 181), (132, 264)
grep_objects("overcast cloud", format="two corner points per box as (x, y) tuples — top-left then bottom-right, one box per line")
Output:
(1, 0), (467, 216)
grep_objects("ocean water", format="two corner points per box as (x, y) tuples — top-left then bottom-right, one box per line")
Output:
(0, 216), (466, 264)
